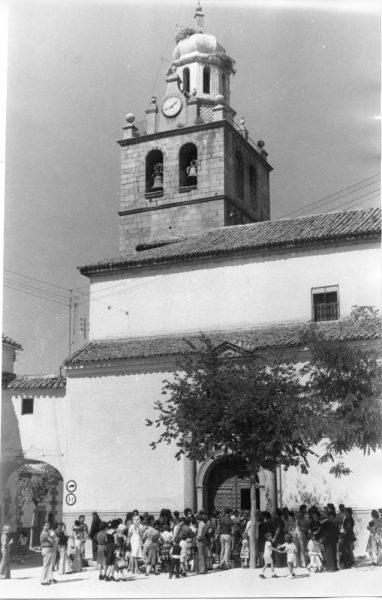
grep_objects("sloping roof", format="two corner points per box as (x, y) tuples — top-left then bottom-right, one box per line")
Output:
(79, 207), (381, 275)
(7, 375), (66, 390)
(2, 334), (23, 350)
(64, 317), (382, 367)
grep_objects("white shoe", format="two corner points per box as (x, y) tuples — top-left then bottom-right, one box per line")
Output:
(287, 574), (293, 579)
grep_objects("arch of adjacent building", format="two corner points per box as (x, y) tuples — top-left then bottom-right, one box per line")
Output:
(0, 457), (64, 546)
(195, 452), (267, 514)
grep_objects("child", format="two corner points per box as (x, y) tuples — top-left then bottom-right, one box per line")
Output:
(307, 532), (323, 573)
(17, 531), (28, 564)
(278, 533), (297, 578)
(240, 534), (250, 568)
(169, 541), (181, 579)
(259, 532), (278, 578)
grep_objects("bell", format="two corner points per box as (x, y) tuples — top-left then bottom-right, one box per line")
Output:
(151, 163), (163, 190)
(187, 160), (198, 179)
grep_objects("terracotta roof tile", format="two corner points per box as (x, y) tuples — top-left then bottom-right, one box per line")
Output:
(7, 375), (66, 390)
(2, 335), (23, 350)
(79, 207), (381, 275)
(64, 317), (381, 367)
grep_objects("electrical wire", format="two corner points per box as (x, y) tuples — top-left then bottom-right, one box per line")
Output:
(4, 268), (71, 292)
(4, 276), (70, 302)
(4, 282), (70, 307)
(278, 175), (380, 219)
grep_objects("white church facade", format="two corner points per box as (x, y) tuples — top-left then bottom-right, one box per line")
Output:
(1, 4), (381, 553)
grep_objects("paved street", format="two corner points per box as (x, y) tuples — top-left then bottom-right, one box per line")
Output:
(0, 557), (381, 599)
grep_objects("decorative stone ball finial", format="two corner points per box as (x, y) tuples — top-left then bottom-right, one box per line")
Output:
(125, 113), (135, 124)
(151, 96), (157, 104)
(215, 94), (224, 104)
(257, 140), (265, 148)
(240, 116), (246, 128)
(171, 64), (177, 74)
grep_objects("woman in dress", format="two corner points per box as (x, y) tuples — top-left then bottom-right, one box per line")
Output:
(104, 520), (117, 581)
(142, 517), (161, 576)
(339, 507), (355, 569)
(272, 509), (286, 567)
(160, 524), (173, 573)
(57, 523), (72, 575)
(96, 521), (107, 580)
(366, 509), (382, 566)
(0, 525), (13, 579)
(128, 515), (143, 574)
(71, 521), (83, 573)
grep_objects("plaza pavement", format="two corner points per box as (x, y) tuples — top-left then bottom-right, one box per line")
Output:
(0, 556), (381, 599)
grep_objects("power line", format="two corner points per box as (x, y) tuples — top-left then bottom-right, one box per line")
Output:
(4, 276), (70, 302)
(4, 282), (70, 307)
(278, 174), (380, 219)
(4, 268), (71, 292)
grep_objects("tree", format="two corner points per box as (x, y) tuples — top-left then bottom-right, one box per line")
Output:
(146, 309), (382, 569)
(146, 336), (323, 568)
(300, 306), (382, 477)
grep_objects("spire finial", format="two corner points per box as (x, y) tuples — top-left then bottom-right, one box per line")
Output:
(194, 1), (204, 33)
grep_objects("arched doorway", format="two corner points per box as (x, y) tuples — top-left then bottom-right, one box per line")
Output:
(1, 460), (63, 547)
(205, 457), (260, 515)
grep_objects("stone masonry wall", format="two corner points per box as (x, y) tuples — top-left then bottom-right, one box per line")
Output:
(224, 128), (270, 224)
(119, 125), (225, 252)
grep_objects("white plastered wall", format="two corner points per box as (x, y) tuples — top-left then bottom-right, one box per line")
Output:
(88, 243), (381, 341)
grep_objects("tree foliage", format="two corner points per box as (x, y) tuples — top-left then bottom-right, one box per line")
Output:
(300, 306), (382, 475)
(18, 463), (60, 514)
(147, 336), (321, 473)
(146, 308), (382, 567)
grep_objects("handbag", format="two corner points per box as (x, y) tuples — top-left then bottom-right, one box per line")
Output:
(117, 557), (126, 569)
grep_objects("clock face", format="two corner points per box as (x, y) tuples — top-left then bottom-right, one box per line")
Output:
(162, 96), (183, 117)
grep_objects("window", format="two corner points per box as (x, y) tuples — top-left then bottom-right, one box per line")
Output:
(183, 67), (190, 94)
(235, 149), (244, 199)
(179, 143), (198, 188)
(249, 165), (256, 190)
(221, 73), (227, 97)
(145, 149), (163, 195)
(21, 397), (34, 415)
(312, 285), (339, 322)
(203, 66), (210, 94)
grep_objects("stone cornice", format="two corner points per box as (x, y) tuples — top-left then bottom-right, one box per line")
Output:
(117, 119), (273, 172)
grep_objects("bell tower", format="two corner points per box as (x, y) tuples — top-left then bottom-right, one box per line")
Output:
(118, 3), (272, 253)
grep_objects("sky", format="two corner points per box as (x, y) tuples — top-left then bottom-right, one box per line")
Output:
(2, 0), (381, 375)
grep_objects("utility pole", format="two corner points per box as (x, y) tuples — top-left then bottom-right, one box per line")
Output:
(68, 290), (73, 357)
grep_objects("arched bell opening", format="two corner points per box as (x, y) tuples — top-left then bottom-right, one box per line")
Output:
(146, 149), (164, 193)
(179, 142), (198, 188)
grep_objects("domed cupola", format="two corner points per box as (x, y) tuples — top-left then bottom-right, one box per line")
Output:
(171, 2), (235, 105)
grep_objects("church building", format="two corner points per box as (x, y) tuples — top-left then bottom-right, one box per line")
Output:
(2, 4), (381, 551)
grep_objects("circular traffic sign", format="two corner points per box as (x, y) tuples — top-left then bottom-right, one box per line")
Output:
(66, 493), (76, 506)
(66, 480), (77, 493)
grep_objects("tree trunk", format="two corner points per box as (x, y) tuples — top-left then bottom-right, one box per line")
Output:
(249, 463), (258, 569)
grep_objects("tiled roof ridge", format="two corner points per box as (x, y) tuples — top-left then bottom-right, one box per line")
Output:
(64, 316), (382, 367)
(78, 207), (381, 275)
(2, 334), (23, 350)
(7, 374), (66, 390)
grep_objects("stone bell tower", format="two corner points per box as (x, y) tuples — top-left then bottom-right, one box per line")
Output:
(118, 2), (272, 253)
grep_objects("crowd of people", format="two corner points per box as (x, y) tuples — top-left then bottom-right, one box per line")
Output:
(0, 504), (382, 583)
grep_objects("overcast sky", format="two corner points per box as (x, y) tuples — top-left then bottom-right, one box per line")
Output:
(2, 0), (380, 375)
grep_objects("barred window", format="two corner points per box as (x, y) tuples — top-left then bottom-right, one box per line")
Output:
(312, 285), (339, 322)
